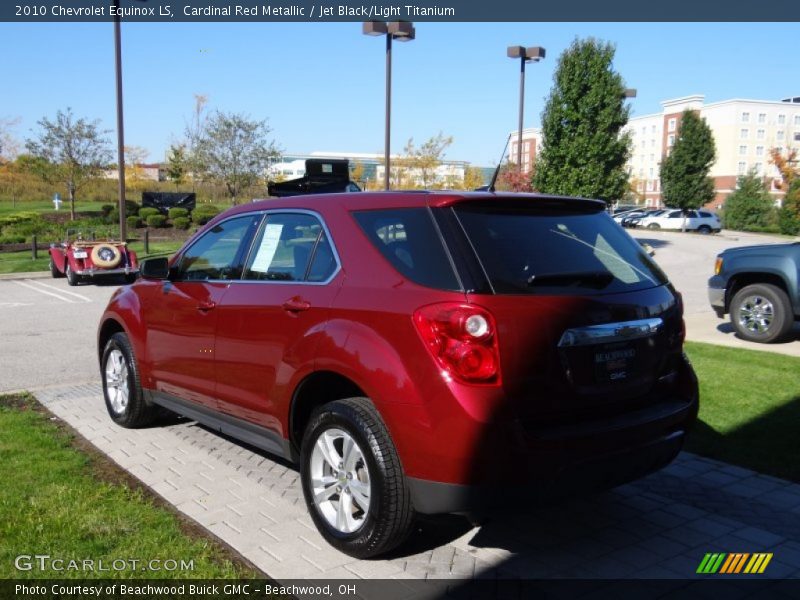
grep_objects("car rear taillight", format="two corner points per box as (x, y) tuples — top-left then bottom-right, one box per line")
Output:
(413, 303), (500, 384)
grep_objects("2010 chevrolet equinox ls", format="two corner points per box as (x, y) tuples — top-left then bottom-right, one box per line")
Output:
(98, 192), (698, 558)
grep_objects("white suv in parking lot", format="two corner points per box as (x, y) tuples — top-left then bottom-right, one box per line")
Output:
(637, 209), (721, 234)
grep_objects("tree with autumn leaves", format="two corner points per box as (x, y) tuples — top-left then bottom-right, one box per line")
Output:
(770, 147), (800, 235)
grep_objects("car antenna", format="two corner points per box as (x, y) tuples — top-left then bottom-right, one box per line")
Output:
(487, 134), (512, 193)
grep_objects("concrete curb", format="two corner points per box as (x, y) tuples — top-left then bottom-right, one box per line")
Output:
(0, 270), (51, 281)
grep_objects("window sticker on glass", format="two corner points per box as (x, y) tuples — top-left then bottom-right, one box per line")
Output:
(249, 223), (284, 273)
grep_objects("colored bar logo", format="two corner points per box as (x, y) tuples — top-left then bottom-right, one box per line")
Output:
(697, 552), (772, 574)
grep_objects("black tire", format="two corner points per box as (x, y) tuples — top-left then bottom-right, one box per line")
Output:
(49, 259), (63, 278)
(730, 283), (794, 343)
(697, 225), (712, 234)
(300, 398), (414, 558)
(647, 223), (660, 230)
(101, 332), (157, 427)
(65, 263), (78, 286)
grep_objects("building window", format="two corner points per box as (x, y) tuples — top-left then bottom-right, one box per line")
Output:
(756, 146), (764, 156)
(738, 161), (747, 174)
(795, 132), (800, 142)
(648, 168), (654, 178)
(757, 129), (765, 140)
(641, 140), (646, 149)
(667, 134), (675, 147)
(646, 180), (654, 192)
(651, 125), (656, 134)
(754, 162), (763, 174)
(739, 145), (747, 155)
(641, 126), (646, 135)
(650, 138), (656, 147)
(777, 114), (786, 125)
(794, 115), (800, 127)
(740, 128), (749, 139)
(777, 130), (785, 141)
(741, 112), (750, 123)
(668, 118), (677, 132)
(758, 113), (766, 124)
(638, 168), (644, 178)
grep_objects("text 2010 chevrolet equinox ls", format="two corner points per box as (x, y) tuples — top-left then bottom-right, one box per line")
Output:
(98, 192), (698, 557)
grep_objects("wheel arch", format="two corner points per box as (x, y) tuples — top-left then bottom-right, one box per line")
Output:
(725, 272), (791, 313)
(97, 318), (127, 364)
(289, 370), (366, 456)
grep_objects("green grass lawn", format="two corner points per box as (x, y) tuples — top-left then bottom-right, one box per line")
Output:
(0, 393), (258, 579)
(684, 341), (800, 483)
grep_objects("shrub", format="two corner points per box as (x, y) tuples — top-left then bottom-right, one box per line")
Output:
(125, 200), (141, 216)
(722, 171), (775, 231)
(126, 215), (141, 230)
(106, 209), (120, 225)
(101, 204), (115, 217)
(138, 207), (161, 220)
(146, 214), (167, 228)
(0, 234), (26, 244)
(192, 205), (221, 225)
(172, 216), (191, 230)
(168, 207), (190, 220)
(778, 179), (800, 236)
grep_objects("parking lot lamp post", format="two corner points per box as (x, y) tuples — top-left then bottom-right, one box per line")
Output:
(363, 21), (415, 190)
(507, 46), (545, 173)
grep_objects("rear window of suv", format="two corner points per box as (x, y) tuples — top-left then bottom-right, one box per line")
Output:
(453, 201), (668, 295)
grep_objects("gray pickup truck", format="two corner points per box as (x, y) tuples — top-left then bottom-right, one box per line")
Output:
(708, 242), (800, 343)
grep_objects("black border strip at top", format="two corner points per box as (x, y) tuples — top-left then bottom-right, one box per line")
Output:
(3, 0), (799, 22)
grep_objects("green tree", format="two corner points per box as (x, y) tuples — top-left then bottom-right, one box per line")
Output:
(723, 170), (775, 231)
(166, 144), (188, 190)
(25, 108), (112, 220)
(461, 165), (486, 190)
(533, 38), (632, 202)
(778, 179), (800, 236)
(659, 109), (716, 230)
(0, 116), (21, 162)
(191, 110), (279, 205)
(399, 132), (453, 189)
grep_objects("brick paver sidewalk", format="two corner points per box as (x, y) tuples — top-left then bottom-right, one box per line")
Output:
(35, 383), (800, 581)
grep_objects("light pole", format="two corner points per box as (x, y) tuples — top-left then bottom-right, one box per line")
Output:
(113, 0), (127, 241)
(363, 21), (415, 190)
(507, 46), (545, 173)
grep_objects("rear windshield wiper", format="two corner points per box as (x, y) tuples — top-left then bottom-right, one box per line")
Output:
(526, 271), (615, 289)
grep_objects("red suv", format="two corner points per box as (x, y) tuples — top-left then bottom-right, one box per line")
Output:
(98, 192), (698, 558)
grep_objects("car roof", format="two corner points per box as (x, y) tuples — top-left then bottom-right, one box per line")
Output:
(217, 191), (607, 219)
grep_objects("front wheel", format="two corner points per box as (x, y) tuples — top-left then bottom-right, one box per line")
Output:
(697, 225), (712, 234)
(730, 283), (794, 343)
(300, 398), (414, 558)
(647, 223), (660, 230)
(102, 332), (157, 427)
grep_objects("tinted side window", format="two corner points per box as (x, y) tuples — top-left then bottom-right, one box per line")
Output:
(699, 211), (711, 218)
(353, 208), (460, 291)
(244, 213), (335, 282)
(668, 211), (682, 218)
(176, 215), (260, 281)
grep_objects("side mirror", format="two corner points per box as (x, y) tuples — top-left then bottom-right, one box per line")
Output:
(140, 256), (170, 280)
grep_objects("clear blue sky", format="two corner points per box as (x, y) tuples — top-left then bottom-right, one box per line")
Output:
(1, 22), (798, 166)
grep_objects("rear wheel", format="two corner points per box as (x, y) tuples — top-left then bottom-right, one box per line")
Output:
(65, 264), (78, 286)
(300, 398), (414, 558)
(730, 284), (794, 343)
(647, 223), (660, 230)
(102, 332), (157, 427)
(49, 259), (63, 278)
(697, 225), (712, 234)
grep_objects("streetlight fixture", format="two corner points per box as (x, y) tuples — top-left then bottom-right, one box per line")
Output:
(363, 21), (415, 190)
(507, 45), (545, 172)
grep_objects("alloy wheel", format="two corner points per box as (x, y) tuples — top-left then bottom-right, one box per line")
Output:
(105, 348), (129, 414)
(738, 295), (774, 334)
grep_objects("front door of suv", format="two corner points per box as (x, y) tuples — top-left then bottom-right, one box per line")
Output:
(144, 214), (262, 409)
(213, 211), (342, 433)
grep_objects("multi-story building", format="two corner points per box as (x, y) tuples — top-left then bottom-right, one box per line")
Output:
(626, 95), (800, 208)
(511, 95), (800, 208)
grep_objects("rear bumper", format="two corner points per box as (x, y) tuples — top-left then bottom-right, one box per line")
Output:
(405, 358), (698, 515)
(408, 429), (685, 514)
(74, 266), (137, 277)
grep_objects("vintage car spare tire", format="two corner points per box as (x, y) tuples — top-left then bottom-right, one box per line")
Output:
(91, 244), (122, 268)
